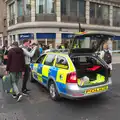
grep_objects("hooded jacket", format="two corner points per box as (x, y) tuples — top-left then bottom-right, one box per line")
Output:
(6, 47), (25, 72)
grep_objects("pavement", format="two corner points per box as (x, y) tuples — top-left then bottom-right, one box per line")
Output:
(0, 55), (119, 120)
(112, 54), (120, 64)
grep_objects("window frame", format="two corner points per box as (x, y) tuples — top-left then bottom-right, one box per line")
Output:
(55, 55), (69, 70)
(36, 54), (47, 64)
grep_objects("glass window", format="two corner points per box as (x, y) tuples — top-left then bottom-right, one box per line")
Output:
(36, 0), (45, 14)
(24, 0), (31, 15)
(55, 56), (69, 69)
(46, 0), (55, 13)
(44, 54), (55, 66)
(90, 2), (95, 18)
(17, 0), (31, 16)
(37, 54), (46, 63)
(36, 0), (55, 14)
(70, 0), (77, 16)
(90, 2), (109, 19)
(113, 7), (120, 20)
(61, 0), (67, 15)
(79, 0), (85, 17)
(9, 3), (15, 20)
(17, 0), (23, 16)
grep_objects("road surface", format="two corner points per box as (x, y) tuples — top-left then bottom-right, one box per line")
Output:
(0, 64), (119, 120)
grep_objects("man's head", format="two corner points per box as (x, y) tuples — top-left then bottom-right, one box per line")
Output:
(103, 43), (108, 50)
(12, 42), (19, 47)
(23, 40), (31, 47)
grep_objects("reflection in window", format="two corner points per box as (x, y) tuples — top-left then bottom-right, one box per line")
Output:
(17, 0), (31, 16)
(113, 7), (120, 21)
(90, 2), (109, 19)
(9, 3), (15, 20)
(17, 0), (23, 16)
(79, 0), (85, 17)
(24, 0), (31, 15)
(36, 0), (55, 14)
(61, 0), (67, 15)
(70, 0), (77, 16)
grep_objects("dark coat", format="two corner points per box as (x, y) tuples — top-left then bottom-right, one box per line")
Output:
(6, 47), (25, 72)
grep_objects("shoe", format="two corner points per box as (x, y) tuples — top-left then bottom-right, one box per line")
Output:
(22, 90), (29, 96)
(25, 89), (31, 92)
(12, 94), (17, 99)
(17, 94), (22, 102)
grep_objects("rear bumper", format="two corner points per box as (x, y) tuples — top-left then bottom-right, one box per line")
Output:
(60, 77), (112, 99)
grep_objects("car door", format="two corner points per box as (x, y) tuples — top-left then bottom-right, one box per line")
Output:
(32, 54), (46, 82)
(36, 54), (47, 83)
(42, 54), (56, 86)
(55, 55), (69, 84)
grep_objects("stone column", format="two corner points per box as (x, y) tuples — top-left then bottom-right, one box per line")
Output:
(56, 0), (61, 22)
(86, 0), (90, 24)
(55, 32), (62, 48)
(6, 4), (9, 27)
(15, 0), (18, 24)
(31, 0), (35, 22)
(110, 5), (113, 26)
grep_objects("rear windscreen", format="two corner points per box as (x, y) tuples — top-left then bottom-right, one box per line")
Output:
(71, 34), (113, 51)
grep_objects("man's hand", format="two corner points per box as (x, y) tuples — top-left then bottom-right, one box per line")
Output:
(5, 71), (8, 75)
(22, 72), (25, 77)
(22, 72), (25, 79)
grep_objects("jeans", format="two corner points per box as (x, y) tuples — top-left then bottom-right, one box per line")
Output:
(22, 65), (30, 92)
(10, 72), (22, 95)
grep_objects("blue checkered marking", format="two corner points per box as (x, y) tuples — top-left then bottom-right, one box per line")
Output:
(49, 66), (59, 80)
(42, 76), (48, 84)
(37, 64), (43, 74)
(30, 64), (34, 70)
(56, 82), (67, 93)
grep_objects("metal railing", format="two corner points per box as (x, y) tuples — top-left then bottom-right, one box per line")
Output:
(61, 15), (86, 23)
(17, 15), (31, 23)
(35, 14), (56, 21)
(90, 18), (110, 26)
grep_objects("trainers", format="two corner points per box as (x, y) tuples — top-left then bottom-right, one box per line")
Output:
(12, 94), (17, 99)
(17, 94), (22, 102)
(25, 89), (31, 92)
(22, 90), (29, 96)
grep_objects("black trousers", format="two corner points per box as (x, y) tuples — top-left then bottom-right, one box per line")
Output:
(22, 64), (30, 91)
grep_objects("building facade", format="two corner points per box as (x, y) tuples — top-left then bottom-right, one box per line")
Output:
(0, 0), (7, 47)
(6, 0), (120, 49)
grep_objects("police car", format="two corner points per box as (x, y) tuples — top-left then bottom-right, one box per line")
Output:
(30, 32), (113, 100)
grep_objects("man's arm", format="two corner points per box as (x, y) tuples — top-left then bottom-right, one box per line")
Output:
(6, 51), (12, 71)
(22, 46), (37, 58)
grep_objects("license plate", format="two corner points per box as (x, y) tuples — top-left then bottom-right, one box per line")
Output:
(85, 86), (108, 94)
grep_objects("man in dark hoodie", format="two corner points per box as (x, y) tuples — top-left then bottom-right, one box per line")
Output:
(6, 42), (25, 102)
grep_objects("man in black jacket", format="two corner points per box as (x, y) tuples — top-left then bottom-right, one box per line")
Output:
(6, 42), (25, 102)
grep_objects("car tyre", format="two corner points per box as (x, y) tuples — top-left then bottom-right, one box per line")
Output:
(48, 80), (60, 101)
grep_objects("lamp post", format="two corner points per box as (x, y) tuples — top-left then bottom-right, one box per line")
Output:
(78, 20), (85, 32)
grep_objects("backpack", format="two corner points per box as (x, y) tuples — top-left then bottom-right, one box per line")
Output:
(103, 50), (112, 64)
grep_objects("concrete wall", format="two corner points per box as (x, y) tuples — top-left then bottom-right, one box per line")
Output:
(0, 0), (7, 46)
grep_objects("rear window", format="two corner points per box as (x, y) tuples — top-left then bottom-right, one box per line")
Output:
(55, 56), (69, 69)
(44, 54), (56, 66)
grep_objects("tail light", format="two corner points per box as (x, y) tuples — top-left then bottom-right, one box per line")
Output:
(66, 72), (77, 83)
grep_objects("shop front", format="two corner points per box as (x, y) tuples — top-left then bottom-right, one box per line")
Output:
(18, 33), (34, 44)
(36, 33), (56, 48)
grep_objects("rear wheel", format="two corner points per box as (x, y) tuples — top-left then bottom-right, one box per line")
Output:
(48, 80), (60, 101)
